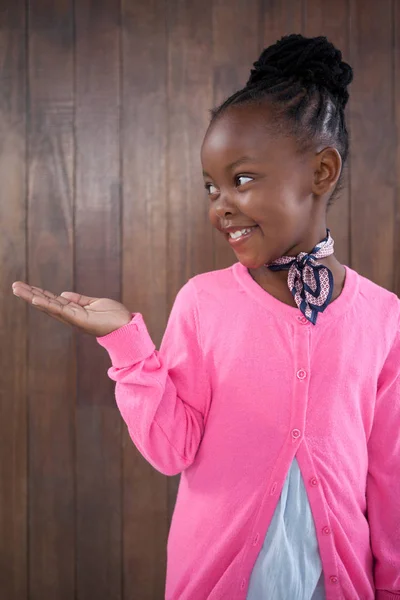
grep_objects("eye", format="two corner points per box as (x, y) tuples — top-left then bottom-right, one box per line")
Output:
(236, 175), (254, 187)
(205, 183), (218, 195)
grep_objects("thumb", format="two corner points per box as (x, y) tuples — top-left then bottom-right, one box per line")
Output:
(60, 291), (97, 306)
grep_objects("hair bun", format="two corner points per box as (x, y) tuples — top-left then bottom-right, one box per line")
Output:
(248, 34), (353, 108)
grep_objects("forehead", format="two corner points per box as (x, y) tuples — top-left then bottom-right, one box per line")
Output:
(201, 103), (298, 169)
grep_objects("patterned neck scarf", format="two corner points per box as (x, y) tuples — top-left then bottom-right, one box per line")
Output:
(267, 230), (335, 325)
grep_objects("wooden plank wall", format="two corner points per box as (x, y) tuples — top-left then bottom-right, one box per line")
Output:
(0, 2), (27, 599)
(0, 0), (398, 598)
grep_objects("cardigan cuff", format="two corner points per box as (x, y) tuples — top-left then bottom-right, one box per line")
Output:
(97, 313), (156, 367)
(376, 591), (400, 599)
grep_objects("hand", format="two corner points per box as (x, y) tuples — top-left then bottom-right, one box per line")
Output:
(12, 282), (132, 337)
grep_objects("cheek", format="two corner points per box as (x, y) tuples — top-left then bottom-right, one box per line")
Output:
(208, 204), (218, 227)
(241, 180), (309, 225)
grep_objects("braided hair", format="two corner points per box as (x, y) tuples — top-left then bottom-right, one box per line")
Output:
(211, 34), (353, 202)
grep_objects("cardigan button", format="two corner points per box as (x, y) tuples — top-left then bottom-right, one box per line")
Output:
(329, 576), (338, 584)
(310, 477), (318, 486)
(240, 578), (246, 590)
(322, 526), (331, 535)
(296, 369), (307, 380)
(253, 533), (260, 545)
(297, 315), (309, 324)
(291, 428), (301, 440)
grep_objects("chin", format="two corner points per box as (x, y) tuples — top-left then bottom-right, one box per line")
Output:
(235, 254), (266, 270)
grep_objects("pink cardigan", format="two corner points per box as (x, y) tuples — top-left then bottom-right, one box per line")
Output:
(97, 263), (400, 600)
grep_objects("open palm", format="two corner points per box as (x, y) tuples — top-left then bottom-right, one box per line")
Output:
(12, 282), (132, 337)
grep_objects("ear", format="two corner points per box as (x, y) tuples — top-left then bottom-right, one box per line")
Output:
(312, 147), (342, 196)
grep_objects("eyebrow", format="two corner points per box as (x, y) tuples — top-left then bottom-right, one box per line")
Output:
(202, 155), (257, 178)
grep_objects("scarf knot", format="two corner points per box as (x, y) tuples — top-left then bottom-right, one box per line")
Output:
(297, 253), (311, 268)
(267, 231), (335, 325)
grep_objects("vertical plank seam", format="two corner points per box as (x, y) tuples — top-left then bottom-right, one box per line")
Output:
(118, 2), (124, 598)
(347, 0), (353, 268)
(392, 0), (397, 293)
(302, 0), (306, 33)
(71, 0), (77, 598)
(165, 0), (172, 540)
(211, 0), (216, 271)
(258, 0), (265, 50)
(119, 2), (124, 308)
(25, 0), (30, 597)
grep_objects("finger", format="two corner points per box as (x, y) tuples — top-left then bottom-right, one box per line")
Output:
(13, 285), (55, 305)
(12, 281), (35, 297)
(13, 283), (48, 301)
(31, 295), (86, 325)
(32, 303), (72, 326)
(31, 294), (75, 312)
(60, 291), (97, 306)
(13, 282), (59, 297)
(12, 283), (71, 309)
(31, 285), (56, 298)
(12, 283), (87, 328)
(22, 292), (87, 327)
(12, 281), (31, 290)
(31, 286), (70, 305)
(13, 285), (37, 303)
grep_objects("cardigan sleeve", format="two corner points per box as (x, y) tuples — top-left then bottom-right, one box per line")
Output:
(97, 279), (211, 476)
(367, 322), (400, 599)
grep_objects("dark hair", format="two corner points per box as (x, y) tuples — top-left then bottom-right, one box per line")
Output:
(211, 34), (353, 203)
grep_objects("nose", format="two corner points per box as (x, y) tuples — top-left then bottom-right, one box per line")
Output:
(214, 192), (236, 219)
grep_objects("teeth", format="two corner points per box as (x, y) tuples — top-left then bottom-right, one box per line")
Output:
(229, 228), (252, 240)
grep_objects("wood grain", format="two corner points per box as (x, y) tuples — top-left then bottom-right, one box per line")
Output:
(74, 0), (122, 598)
(0, 2), (27, 598)
(166, 0), (214, 524)
(303, 0), (351, 266)
(212, 0), (262, 270)
(262, 0), (304, 43)
(27, 1), (75, 598)
(394, 0), (400, 296)
(0, 2), (399, 598)
(121, 1), (169, 598)
(349, 0), (396, 288)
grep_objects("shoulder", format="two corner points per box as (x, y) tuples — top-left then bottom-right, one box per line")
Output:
(189, 264), (238, 295)
(171, 264), (239, 318)
(353, 269), (400, 316)
(349, 267), (400, 339)
(171, 264), (243, 324)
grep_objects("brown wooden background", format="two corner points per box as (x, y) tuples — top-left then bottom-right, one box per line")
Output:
(0, 0), (399, 598)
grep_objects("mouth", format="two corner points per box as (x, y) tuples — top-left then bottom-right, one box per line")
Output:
(224, 225), (259, 246)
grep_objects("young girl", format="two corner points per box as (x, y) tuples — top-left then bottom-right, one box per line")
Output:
(13, 35), (400, 600)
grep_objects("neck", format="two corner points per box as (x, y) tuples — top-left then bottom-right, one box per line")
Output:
(282, 224), (329, 258)
(249, 255), (346, 307)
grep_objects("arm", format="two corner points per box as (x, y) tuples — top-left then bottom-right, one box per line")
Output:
(97, 280), (211, 476)
(367, 324), (400, 599)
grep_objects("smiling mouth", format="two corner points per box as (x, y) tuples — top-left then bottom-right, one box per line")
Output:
(225, 225), (259, 245)
(228, 227), (254, 240)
